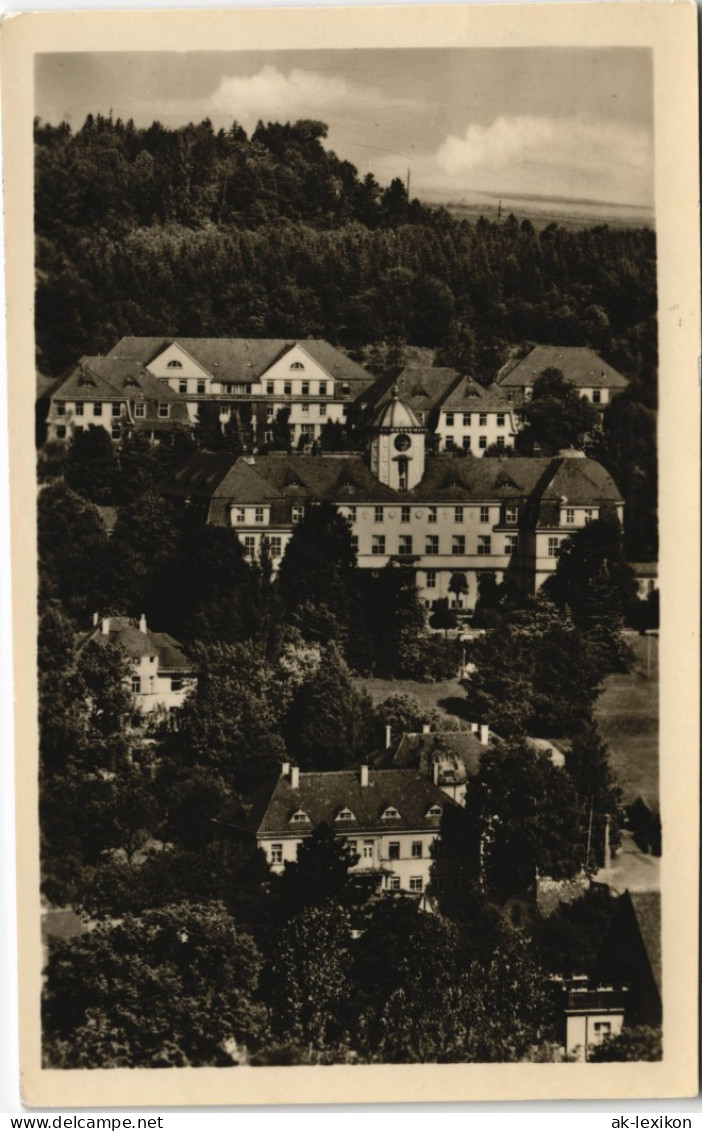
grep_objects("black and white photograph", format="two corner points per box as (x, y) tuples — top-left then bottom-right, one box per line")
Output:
(2, 1), (699, 1108)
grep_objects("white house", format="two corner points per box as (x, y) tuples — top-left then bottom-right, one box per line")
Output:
(496, 346), (629, 408)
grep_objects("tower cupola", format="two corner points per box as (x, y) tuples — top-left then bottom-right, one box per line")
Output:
(368, 386), (426, 489)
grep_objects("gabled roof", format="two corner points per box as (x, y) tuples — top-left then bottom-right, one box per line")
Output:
(627, 891), (662, 996)
(372, 366), (463, 418)
(392, 730), (486, 781)
(108, 337), (375, 393)
(497, 347), (629, 390)
(77, 616), (194, 674)
(164, 451), (622, 510)
(51, 357), (184, 403)
(441, 380), (516, 412)
(257, 768), (456, 837)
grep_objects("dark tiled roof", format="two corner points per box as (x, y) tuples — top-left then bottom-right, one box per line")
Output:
(393, 731), (485, 779)
(78, 617), (193, 673)
(164, 452), (622, 515)
(441, 380), (515, 411)
(257, 768), (455, 837)
(372, 367), (463, 417)
(52, 357), (186, 407)
(497, 347), (629, 389)
(628, 891), (662, 995)
(108, 337), (375, 394)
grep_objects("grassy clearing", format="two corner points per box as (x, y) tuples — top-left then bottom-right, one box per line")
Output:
(595, 633), (659, 808)
(357, 633), (659, 809)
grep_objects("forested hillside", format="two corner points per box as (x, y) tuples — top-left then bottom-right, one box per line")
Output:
(35, 114), (658, 557)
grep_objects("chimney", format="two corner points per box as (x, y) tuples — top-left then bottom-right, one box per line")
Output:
(385, 725), (392, 750)
(139, 613), (147, 634)
(92, 612), (99, 627)
(422, 723), (431, 734)
(479, 724), (489, 746)
(470, 722), (479, 734)
(101, 617), (110, 636)
(360, 764), (369, 787)
(290, 765), (300, 789)
(432, 761), (440, 785)
(281, 761), (290, 778)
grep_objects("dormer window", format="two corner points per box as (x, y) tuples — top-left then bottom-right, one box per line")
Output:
(290, 362), (305, 370)
(335, 807), (356, 822)
(426, 804), (442, 818)
(381, 806), (401, 821)
(167, 360), (183, 368)
(289, 810), (310, 824)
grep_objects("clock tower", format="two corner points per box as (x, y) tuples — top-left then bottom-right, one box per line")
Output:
(368, 386), (426, 490)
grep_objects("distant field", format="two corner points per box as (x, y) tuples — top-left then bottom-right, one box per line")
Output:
(357, 633), (659, 808)
(595, 633), (659, 808)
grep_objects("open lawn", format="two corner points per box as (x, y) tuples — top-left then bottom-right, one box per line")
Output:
(595, 632), (659, 809)
(357, 633), (659, 809)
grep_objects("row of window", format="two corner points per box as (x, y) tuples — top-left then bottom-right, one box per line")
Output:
(242, 535), (284, 559)
(360, 505), (511, 524)
(563, 507), (598, 524)
(444, 411), (508, 427)
(131, 675), (184, 694)
(56, 401), (169, 420)
(370, 533), (507, 556)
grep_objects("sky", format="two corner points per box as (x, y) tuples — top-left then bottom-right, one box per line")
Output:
(35, 48), (654, 210)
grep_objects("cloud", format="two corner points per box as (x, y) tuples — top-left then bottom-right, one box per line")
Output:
(430, 114), (653, 205)
(209, 64), (413, 132)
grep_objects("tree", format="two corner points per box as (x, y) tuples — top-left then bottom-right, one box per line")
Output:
(429, 597), (457, 638)
(64, 425), (119, 504)
(565, 722), (623, 868)
(38, 484), (108, 621)
(277, 502), (358, 647)
(517, 368), (599, 455)
(373, 692), (426, 745)
(588, 1025), (662, 1062)
(42, 902), (267, 1067)
(435, 319), (477, 374)
(264, 900), (352, 1054)
(282, 642), (375, 770)
(75, 639), (135, 768)
(272, 822), (367, 921)
(270, 406), (292, 451)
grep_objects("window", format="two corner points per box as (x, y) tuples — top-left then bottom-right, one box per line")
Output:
(477, 535), (491, 555)
(463, 413), (471, 426)
(112, 402), (122, 417)
(284, 382), (292, 395)
(93, 402), (102, 416)
(56, 426), (66, 439)
(342, 383), (350, 396)
(254, 507), (265, 523)
(374, 506), (383, 523)
(292, 505), (304, 524)
(319, 382), (327, 395)
(289, 361), (305, 370)
(428, 506), (437, 524)
(401, 505), (411, 523)
(496, 436), (506, 450)
(362, 840), (374, 859)
(266, 382), (274, 394)
(346, 839), (357, 855)
(426, 570), (437, 590)
(264, 430), (273, 443)
(346, 506), (357, 522)
(270, 844), (283, 865)
(497, 413), (505, 427)
(462, 436), (471, 451)
(409, 876), (423, 892)
(548, 537), (562, 558)
(426, 535), (439, 556)
(170, 677), (183, 692)
(350, 535), (359, 553)
(301, 404), (309, 415)
(398, 459), (408, 491)
(445, 436), (455, 450)
(411, 841), (423, 858)
(565, 508), (575, 524)
(167, 360), (183, 369)
(220, 406), (231, 417)
(454, 506), (464, 523)
(75, 402), (84, 416)
(342, 406), (349, 417)
(56, 403), (66, 416)
(178, 380), (187, 394)
(290, 810), (310, 824)
(452, 535), (466, 555)
(243, 535), (256, 558)
(382, 806), (401, 820)
(270, 536), (282, 558)
(445, 412), (454, 426)
(427, 805), (442, 818)
(336, 808), (356, 822)
(479, 412), (487, 426)
(132, 403), (144, 418)
(111, 425), (121, 440)
(388, 842), (400, 860)
(319, 404), (327, 418)
(372, 534), (386, 555)
(584, 508), (596, 523)
(594, 1022), (611, 1035)
(131, 675), (141, 694)
(158, 404), (170, 418)
(399, 534), (413, 555)
(301, 381), (309, 395)
(479, 435), (487, 450)
(480, 506), (490, 523)
(505, 535), (519, 554)
(592, 389), (601, 404)
(388, 875), (401, 891)
(232, 507), (245, 524)
(505, 505), (518, 524)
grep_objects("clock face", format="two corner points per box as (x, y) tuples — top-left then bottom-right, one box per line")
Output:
(394, 433), (411, 452)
